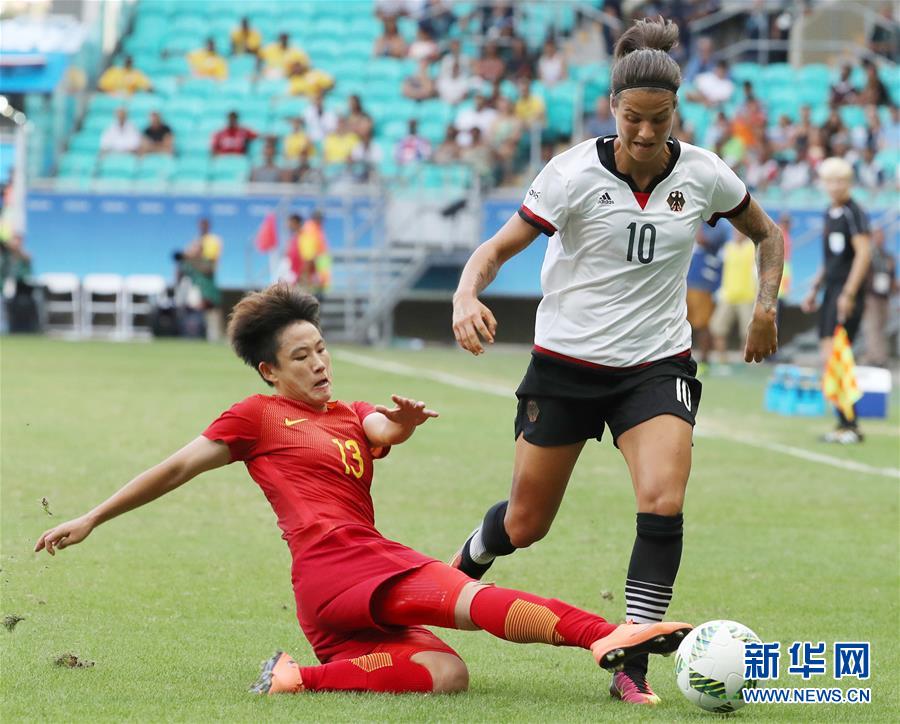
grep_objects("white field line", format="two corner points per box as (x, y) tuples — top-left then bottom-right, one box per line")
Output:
(335, 350), (900, 480)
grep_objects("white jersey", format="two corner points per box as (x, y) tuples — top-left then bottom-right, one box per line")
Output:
(518, 136), (749, 367)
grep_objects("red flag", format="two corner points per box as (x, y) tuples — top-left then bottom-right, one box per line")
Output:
(254, 212), (278, 252)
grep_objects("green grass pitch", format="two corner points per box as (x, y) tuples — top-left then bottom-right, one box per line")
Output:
(2, 336), (897, 721)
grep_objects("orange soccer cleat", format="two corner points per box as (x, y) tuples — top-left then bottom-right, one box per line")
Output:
(250, 651), (305, 694)
(590, 621), (692, 672)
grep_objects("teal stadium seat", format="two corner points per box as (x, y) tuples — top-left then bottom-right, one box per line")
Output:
(175, 156), (210, 177)
(162, 56), (190, 76)
(839, 105), (866, 129)
(229, 55), (257, 79)
(129, 93), (164, 115)
(180, 77), (220, 98)
(58, 152), (96, 178)
(166, 97), (206, 118)
(761, 63), (795, 86)
(69, 130), (101, 154)
(136, 154), (175, 181)
(730, 63), (759, 85)
(272, 96), (309, 119)
(347, 17), (381, 42)
(875, 149), (898, 177)
(82, 113), (110, 133)
(98, 153), (138, 180)
(209, 155), (250, 181)
(90, 94), (124, 115)
(172, 14), (206, 35)
(178, 134), (212, 157)
(164, 33), (201, 55)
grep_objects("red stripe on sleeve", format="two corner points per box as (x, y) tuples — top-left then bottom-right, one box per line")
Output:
(518, 205), (556, 235)
(707, 191), (751, 227)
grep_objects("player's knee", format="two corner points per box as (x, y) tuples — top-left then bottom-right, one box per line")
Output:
(504, 512), (550, 548)
(639, 492), (684, 517)
(426, 655), (469, 694)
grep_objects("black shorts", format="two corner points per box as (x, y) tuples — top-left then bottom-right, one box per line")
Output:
(514, 351), (702, 448)
(818, 285), (864, 342)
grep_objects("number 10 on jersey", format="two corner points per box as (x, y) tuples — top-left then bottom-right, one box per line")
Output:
(626, 222), (656, 264)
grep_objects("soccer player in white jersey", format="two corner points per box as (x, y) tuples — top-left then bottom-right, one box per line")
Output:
(449, 18), (784, 706)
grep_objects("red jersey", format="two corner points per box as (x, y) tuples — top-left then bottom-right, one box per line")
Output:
(202, 394), (388, 557)
(211, 126), (258, 154)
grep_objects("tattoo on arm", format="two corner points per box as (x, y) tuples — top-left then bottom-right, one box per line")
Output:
(472, 255), (499, 296)
(731, 199), (784, 313)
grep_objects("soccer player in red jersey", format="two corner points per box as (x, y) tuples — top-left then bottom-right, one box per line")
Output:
(35, 284), (691, 696)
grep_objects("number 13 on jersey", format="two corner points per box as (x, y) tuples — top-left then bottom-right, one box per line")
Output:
(331, 438), (365, 479)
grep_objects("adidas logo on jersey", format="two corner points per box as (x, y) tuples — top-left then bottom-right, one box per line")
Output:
(596, 192), (614, 206)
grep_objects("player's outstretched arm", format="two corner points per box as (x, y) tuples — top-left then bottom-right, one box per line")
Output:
(730, 198), (784, 363)
(34, 436), (230, 556)
(364, 395), (439, 447)
(453, 214), (539, 355)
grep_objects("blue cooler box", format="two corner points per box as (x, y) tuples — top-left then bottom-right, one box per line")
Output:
(854, 366), (892, 419)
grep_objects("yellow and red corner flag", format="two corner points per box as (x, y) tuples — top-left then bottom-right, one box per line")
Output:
(254, 212), (279, 253)
(822, 325), (863, 421)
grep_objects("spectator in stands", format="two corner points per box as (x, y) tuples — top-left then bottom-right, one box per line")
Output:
(420, 0), (456, 40)
(178, 218), (223, 342)
(437, 58), (474, 105)
(703, 111), (730, 152)
(856, 147), (884, 189)
(688, 60), (734, 107)
(439, 38), (470, 77)
(505, 36), (535, 80)
(567, 12), (608, 65)
(487, 97), (522, 184)
(303, 92), (338, 144)
(402, 59), (438, 101)
(583, 96), (617, 139)
(768, 114), (794, 158)
(432, 124), (461, 164)
(710, 232), (757, 365)
(260, 33), (309, 80)
(853, 105), (884, 153)
(686, 222), (728, 370)
(283, 146), (323, 185)
(98, 55), (152, 95)
(732, 86), (767, 149)
(279, 213), (304, 285)
(141, 111), (173, 155)
(395, 118), (431, 164)
(683, 35), (714, 83)
(284, 117), (314, 163)
(820, 106), (848, 156)
(862, 228), (896, 367)
(470, 0), (514, 37)
(537, 39), (567, 87)
(100, 107), (142, 155)
(297, 210), (331, 298)
(346, 95), (374, 139)
(374, 16), (409, 58)
(742, 0), (769, 60)
(211, 111), (258, 155)
(350, 128), (383, 182)
(473, 41), (505, 84)
(408, 26), (440, 62)
(287, 59), (335, 98)
(743, 142), (779, 192)
(375, 0), (407, 20)
(456, 93), (498, 147)
(231, 16), (262, 56)
(830, 65), (857, 107)
(250, 138), (284, 183)
(599, 2), (623, 58)
(791, 104), (814, 158)
(460, 126), (492, 185)
(857, 59), (891, 106)
(188, 38), (228, 80)
(513, 79), (545, 129)
(323, 116), (361, 166)
(869, 3), (900, 59)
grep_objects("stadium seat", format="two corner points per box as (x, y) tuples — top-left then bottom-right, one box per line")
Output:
(58, 151), (97, 177)
(229, 55), (257, 79)
(39, 272), (82, 336)
(90, 94), (125, 115)
(180, 77), (220, 98)
(69, 130), (102, 154)
(209, 154), (250, 181)
(137, 154), (175, 180)
(81, 273), (126, 339)
(839, 105), (867, 129)
(97, 154), (139, 179)
(875, 149), (898, 177)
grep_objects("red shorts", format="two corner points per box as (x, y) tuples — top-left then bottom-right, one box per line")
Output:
(292, 524), (468, 663)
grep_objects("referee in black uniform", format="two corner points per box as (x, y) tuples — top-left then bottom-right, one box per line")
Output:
(802, 157), (872, 443)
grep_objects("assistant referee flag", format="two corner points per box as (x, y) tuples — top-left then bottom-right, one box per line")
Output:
(822, 325), (863, 421)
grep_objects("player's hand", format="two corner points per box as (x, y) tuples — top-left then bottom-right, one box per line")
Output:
(800, 292), (818, 314)
(375, 395), (439, 429)
(744, 305), (778, 363)
(452, 293), (497, 355)
(34, 515), (95, 556)
(836, 292), (854, 324)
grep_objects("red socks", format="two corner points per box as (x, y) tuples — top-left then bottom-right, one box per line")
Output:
(468, 586), (617, 649)
(300, 652), (433, 693)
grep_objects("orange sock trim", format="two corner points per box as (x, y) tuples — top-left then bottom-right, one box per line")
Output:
(504, 599), (565, 644)
(348, 652), (394, 673)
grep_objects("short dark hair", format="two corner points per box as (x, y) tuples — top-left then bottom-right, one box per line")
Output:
(288, 213), (303, 225)
(227, 283), (321, 386)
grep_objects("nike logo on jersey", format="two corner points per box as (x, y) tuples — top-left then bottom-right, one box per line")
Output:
(284, 418), (307, 427)
(596, 191), (614, 206)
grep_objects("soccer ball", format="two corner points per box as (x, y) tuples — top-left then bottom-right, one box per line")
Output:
(674, 619), (762, 713)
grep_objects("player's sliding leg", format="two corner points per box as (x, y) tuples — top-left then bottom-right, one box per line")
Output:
(251, 649), (461, 695)
(615, 415), (691, 705)
(450, 437), (584, 578)
(375, 562), (691, 671)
